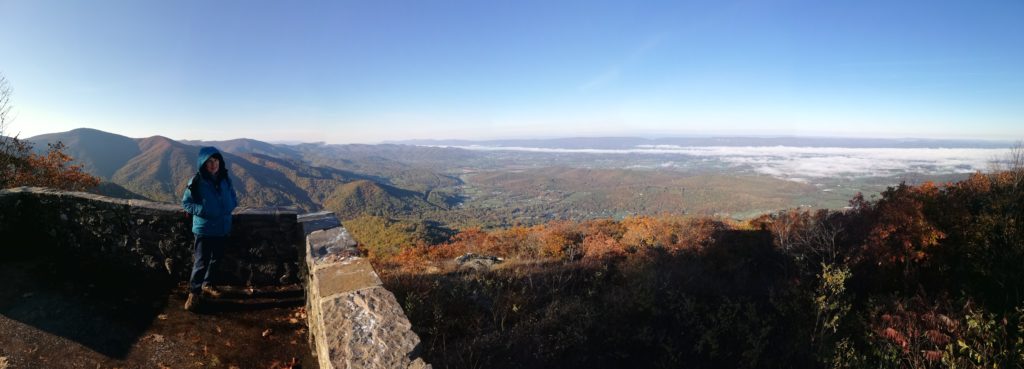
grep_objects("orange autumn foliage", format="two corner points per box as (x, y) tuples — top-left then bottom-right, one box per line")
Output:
(862, 183), (945, 267)
(379, 215), (732, 272)
(8, 141), (99, 192)
(582, 232), (625, 259)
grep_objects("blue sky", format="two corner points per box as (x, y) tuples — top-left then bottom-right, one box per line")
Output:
(1, 0), (1022, 143)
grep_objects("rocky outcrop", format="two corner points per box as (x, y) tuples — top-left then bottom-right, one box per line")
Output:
(455, 252), (504, 271)
(299, 212), (430, 369)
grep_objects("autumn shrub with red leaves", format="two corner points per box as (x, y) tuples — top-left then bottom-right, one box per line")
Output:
(869, 296), (1024, 369)
(869, 295), (958, 368)
(2, 140), (99, 192)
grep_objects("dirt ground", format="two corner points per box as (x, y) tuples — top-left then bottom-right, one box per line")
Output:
(0, 259), (318, 369)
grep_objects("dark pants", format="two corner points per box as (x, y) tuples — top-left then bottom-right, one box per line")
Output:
(190, 235), (227, 294)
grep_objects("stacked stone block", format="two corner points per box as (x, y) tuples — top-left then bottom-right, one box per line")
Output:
(300, 213), (430, 369)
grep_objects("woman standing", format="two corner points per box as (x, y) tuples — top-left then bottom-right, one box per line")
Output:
(181, 146), (238, 312)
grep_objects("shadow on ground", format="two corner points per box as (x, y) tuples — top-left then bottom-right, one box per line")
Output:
(0, 257), (170, 358)
(0, 256), (316, 369)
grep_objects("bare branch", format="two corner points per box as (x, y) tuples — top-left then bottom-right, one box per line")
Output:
(0, 73), (12, 139)
(1010, 141), (1024, 185)
(990, 141), (1024, 186)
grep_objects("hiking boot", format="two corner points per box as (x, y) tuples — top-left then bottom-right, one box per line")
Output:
(184, 293), (199, 312)
(201, 285), (222, 299)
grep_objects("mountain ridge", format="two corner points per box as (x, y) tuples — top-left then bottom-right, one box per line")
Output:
(25, 128), (446, 217)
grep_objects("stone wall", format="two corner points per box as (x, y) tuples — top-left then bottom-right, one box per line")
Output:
(0, 187), (431, 368)
(0, 187), (192, 279)
(298, 211), (431, 369)
(225, 207), (306, 286)
(0, 187), (303, 286)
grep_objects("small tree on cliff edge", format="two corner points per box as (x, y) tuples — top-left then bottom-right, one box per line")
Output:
(0, 73), (99, 191)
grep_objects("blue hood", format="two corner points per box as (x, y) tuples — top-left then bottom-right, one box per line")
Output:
(184, 145), (238, 237)
(196, 146), (227, 176)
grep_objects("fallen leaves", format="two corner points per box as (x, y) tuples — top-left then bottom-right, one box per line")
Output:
(266, 357), (300, 369)
(262, 329), (273, 338)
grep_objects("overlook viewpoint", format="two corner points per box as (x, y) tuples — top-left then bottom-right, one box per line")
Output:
(2, 1), (1022, 367)
(0, 187), (430, 369)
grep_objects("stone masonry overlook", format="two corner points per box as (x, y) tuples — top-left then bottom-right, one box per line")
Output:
(0, 187), (430, 369)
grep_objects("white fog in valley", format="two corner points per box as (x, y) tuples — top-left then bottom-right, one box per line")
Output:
(437, 144), (1009, 180)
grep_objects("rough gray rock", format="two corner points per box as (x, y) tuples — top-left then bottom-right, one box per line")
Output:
(455, 252), (504, 271)
(304, 214), (430, 369)
(319, 287), (423, 369)
(298, 211), (343, 235)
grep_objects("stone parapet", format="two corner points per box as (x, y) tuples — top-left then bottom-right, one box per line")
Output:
(0, 187), (191, 278)
(228, 207), (305, 285)
(299, 214), (430, 369)
(0, 187), (302, 286)
(298, 210), (342, 235)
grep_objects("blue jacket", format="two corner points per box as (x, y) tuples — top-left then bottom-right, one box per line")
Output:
(182, 147), (238, 237)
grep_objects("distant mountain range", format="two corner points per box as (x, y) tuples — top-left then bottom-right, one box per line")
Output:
(25, 128), (455, 217)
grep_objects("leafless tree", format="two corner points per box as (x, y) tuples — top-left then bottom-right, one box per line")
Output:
(795, 210), (845, 265)
(989, 141), (1024, 183)
(0, 73), (12, 140)
(0, 73), (31, 187)
(1008, 142), (1024, 185)
(769, 209), (846, 266)
(766, 209), (803, 252)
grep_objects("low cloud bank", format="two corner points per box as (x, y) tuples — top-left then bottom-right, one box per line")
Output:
(444, 145), (1010, 179)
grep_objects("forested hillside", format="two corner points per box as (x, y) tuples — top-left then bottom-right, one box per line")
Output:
(26, 129), (450, 215)
(370, 169), (1024, 369)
